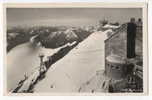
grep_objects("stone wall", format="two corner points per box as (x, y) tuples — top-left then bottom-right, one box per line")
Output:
(104, 23), (143, 79)
(104, 24), (128, 59)
(104, 23), (142, 58)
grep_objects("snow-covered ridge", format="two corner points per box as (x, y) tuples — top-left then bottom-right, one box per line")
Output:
(11, 41), (78, 93)
(34, 31), (106, 92)
(103, 24), (120, 29)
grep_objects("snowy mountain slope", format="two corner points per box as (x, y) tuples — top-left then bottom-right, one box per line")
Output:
(34, 31), (106, 92)
(7, 42), (61, 91)
(79, 70), (109, 93)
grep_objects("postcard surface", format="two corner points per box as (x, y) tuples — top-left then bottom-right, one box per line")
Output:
(3, 3), (148, 95)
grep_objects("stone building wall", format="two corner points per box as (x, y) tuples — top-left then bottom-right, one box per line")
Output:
(104, 24), (128, 59)
(104, 23), (143, 79)
(105, 23), (142, 59)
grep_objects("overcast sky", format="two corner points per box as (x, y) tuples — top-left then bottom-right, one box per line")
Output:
(7, 8), (142, 27)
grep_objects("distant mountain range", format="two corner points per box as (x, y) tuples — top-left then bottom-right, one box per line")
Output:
(7, 26), (92, 52)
